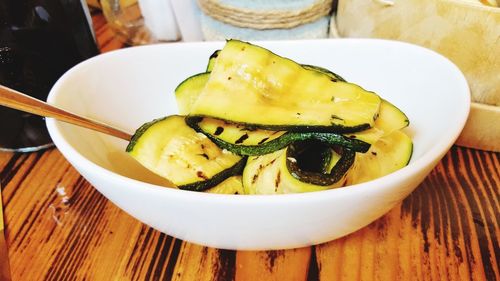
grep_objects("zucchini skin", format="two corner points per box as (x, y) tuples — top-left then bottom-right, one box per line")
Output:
(301, 64), (346, 82)
(206, 50), (220, 72)
(186, 116), (371, 134)
(126, 117), (167, 153)
(174, 72), (210, 115)
(178, 157), (247, 192)
(186, 117), (370, 155)
(286, 143), (355, 186)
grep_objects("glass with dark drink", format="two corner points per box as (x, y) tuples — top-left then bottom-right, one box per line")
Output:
(0, 0), (99, 152)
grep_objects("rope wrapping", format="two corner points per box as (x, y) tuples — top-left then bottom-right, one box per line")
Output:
(198, 0), (333, 29)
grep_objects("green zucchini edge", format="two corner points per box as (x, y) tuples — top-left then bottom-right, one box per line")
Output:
(286, 144), (355, 186)
(186, 115), (371, 134)
(178, 157), (247, 192)
(126, 117), (168, 153)
(301, 64), (346, 82)
(174, 72), (210, 93)
(206, 50), (220, 72)
(186, 117), (370, 155)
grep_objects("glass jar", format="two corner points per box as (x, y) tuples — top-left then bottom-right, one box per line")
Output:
(101, 0), (181, 46)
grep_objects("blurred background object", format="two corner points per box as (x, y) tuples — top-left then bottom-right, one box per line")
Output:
(92, 0), (498, 152)
(335, 0), (499, 152)
(100, 0), (181, 45)
(97, 0), (339, 43)
(0, 0), (99, 152)
(87, 0), (103, 9)
(197, 0), (334, 40)
(170, 0), (204, 41)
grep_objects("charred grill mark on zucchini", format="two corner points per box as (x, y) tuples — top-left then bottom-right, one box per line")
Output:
(249, 156), (278, 185)
(197, 171), (209, 180)
(258, 137), (269, 145)
(234, 133), (249, 144)
(199, 153), (210, 160)
(179, 157), (247, 192)
(331, 115), (344, 121)
(186, 117), (370, 156)
(214, 126), (224, 135)
(275, 170), (281, 191)
(251, 174), (258, 184)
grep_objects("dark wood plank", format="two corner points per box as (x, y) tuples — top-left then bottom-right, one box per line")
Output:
(314, 147), (500, 281)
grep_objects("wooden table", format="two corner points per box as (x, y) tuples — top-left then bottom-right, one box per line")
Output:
(1, 13), (499, 281)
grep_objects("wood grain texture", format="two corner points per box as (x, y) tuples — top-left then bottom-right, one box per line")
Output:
(0, 12), (498, 281)
(235, 248), (312, 281)
(1, 147), (498, 281)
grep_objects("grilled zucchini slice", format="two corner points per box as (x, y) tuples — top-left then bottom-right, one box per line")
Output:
(347, 99), (409, 144)
(206, 176), (244, 194)
(175, 72), (210, 115)
(188, 117), (286, 147)
(346, 130), (413, 185)
(175, 59), (405, 147)
(126, 115), (245, 191)
(187, 117), (370, 155)
(189, 40), (381, 133)
(242, 143), (354, 194)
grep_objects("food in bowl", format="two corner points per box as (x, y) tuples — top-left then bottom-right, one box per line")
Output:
(46, 39), (470, 249)
(126, 40), (413, 194)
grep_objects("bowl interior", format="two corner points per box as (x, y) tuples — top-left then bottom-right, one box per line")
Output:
(47, 39), (470, 190)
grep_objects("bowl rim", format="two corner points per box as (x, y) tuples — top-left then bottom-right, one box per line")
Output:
(46, 38), (470, 203)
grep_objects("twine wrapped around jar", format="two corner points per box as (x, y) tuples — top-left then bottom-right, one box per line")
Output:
(198, 0), (332, 29)
(198, 0), (333, 40)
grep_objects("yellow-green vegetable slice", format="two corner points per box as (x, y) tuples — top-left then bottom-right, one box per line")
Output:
(189, 40), (381, 133)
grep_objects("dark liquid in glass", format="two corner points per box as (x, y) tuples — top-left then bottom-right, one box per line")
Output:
(0, 0), (98, 152)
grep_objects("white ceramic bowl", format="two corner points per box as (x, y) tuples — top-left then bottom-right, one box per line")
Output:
(46, 39), (469, 250)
